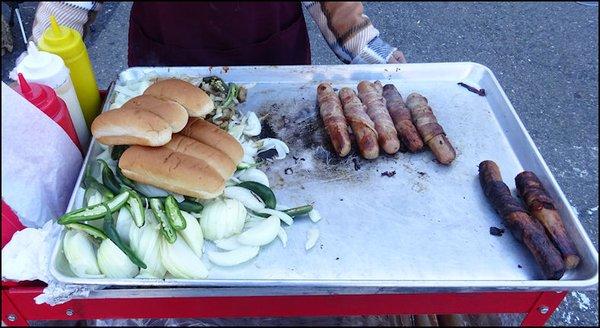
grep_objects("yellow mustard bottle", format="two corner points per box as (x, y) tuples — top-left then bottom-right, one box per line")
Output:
(38, 16), (101, 128)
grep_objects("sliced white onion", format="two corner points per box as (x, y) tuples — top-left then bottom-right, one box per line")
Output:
(235, 168), (270, 187)
(277, 227), (288, 248)
(308, 209), (322, 223)
(237, 215), (280, 246)
(253, 208), (293, 226)
(241, 141), (258, 164)
(243, 112), (262, 137)
(228, 122), (245, 140)
(224, 186), (265, 211)
(87, 192), (103, 207)
(256, 138), (289, 160)
(214, 235), (243, 251)
(305, 228), (320, 250)
(135, 182), (170, 197)
(207, 246), (260, 267)
(116, 207), (133, 244)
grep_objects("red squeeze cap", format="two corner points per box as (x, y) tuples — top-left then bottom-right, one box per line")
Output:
(16, 73), (61, 118)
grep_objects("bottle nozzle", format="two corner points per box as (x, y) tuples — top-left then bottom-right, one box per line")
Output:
(17, 73), (33, 96)
(27, 41), (39, 55)
(50, 16), (61, 35)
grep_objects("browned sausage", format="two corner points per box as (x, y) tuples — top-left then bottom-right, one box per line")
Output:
(357, 81), (400, 154)
(479, 160), (565, 280)
(316, 83), (351, 157)
(405, 93), (456, 165)
(338, 87), (379, 159)
(515, 171), (580, 269)
(382, 84), (424, 153)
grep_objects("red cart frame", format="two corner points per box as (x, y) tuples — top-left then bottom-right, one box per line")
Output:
(0, 90), (569, 327)
(1, 280), (567, 326)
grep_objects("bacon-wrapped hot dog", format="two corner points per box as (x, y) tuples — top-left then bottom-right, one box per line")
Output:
(339, 88), (379, 159)
(357, 81), (400, 154)
(405, 93), (456, 165)
(479, 160), (565, 280)
(382, 84), (424, 153)
(316, 83), (351, 157)
(515, 171), (580, 269)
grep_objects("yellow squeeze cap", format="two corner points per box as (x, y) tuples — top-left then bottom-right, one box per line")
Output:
(38, 15), (85, 62)
(50, 16), (61, 35)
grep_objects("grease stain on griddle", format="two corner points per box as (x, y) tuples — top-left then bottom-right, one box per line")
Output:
(489, 227), (505, 237)
(284, 168), (294, 175)
(381, 171), (396, 177)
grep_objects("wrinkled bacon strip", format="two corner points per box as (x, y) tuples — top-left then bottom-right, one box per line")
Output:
(317, 83), (351, 157)
(479, 160), (565, 280)
(405, 93), (456, 165)
(339, 87), (379, 159)
(515, 171), (580, 269)
(382, 84), (424, 153)
(357, 81), (400, 154)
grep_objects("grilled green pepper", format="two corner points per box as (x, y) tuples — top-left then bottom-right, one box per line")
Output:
(98, 159), (121, 194)
(165, 195), (187, 230)
(65, 222), (108, 240)
(58, 191), (129, 224)
(283, 205), (313, 217)
(150, 198), (176, 243)
(102, 207), (147, 269)
(220, 83), (238, 109)
(237, 181), (276, 209)
(83, 175), (114, 200)
(178, 199), (204, 214)
(122, 187), (145, 227)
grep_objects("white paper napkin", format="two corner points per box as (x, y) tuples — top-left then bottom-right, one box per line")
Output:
(1, 82), (83, 228)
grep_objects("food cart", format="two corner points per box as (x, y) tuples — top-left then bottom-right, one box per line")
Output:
(2, 64), (598, 326)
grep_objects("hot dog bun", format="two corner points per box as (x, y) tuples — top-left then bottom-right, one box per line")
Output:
(119, 145), (225, 199)
(143, 79), (214, 118)
(179, 118), (244, 164)
(121, 95), (188, 133)
(91, 108), (172, 146)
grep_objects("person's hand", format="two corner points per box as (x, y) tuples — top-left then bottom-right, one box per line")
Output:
(387, 50), (407, 63)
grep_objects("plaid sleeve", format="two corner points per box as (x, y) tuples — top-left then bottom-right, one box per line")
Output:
(32, 2), (102, 42)
(303, 1), (396, 64)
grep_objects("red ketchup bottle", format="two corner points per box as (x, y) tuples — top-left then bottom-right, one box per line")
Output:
(16, 73), (81, 152)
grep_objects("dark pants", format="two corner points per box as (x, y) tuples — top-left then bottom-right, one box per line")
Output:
(128, 2), (311, 67)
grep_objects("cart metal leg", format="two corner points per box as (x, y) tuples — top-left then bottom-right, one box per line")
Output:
(1, 284), (567, 326)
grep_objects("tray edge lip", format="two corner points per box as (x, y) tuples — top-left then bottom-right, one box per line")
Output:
(48, 63), (599, 291)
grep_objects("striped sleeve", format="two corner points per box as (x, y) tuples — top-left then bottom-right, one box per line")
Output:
(31, 2), (102, 43)
(303, 1), (397, 64)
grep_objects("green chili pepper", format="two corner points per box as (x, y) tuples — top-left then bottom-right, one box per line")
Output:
(122, 187), (145, 227)
(178, 199), (204, 214)
(203, 76), (227, 93)
(220, 83), (238, 109)
(58, 191), (129, 224)
(83, 175), (114, 200)
(65, 222), (108, 240)
(97, 159), (121, 194)
(115, 165), (136, 189)
(164, 196), (187, 231)
(111, 145), (129, 161)
(102, 206), (147, 269)
(237, 181), (277, 209)
(283, 205), (313, 217)
(236, 162), (257, 170)
(150, 198), (176, 243)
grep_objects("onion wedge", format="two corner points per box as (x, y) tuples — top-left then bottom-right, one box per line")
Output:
(207, 246), (260, 267)
(237, 215), (280, 246)
(305, 228), (320, 250)
(214, 236), (243, 251)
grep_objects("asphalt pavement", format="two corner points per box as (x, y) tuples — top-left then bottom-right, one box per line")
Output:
(1, 2), (597, 326)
